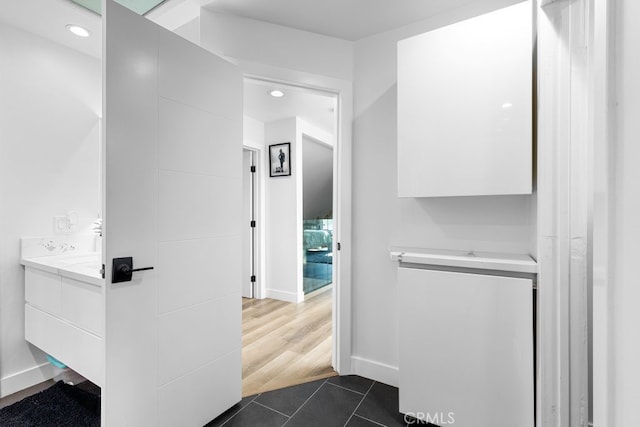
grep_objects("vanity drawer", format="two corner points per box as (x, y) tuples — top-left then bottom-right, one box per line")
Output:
(25, 304), (103, 387)
(25, 268), (61, 315)
(61, 277), (103, 336)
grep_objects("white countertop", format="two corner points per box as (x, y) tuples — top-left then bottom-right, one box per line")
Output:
(21, 252), (104, 286)
(389, 247), (537, 274)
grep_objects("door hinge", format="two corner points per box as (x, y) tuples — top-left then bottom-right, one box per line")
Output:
(251, 275), (256, 283)
(337, 242), (341, 251)
(100, 264), (106, 279)
(250, 220), (256, 228)
(250, 165), (256, 173)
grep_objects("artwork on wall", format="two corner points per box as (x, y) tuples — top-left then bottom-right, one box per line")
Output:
(269, 142), (291, 177)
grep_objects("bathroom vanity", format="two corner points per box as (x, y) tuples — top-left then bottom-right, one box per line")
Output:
(20, 237), (104, 386)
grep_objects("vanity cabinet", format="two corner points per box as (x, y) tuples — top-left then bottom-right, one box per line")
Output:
(392, 248), (536, 427)
(23, 261), (104, 386)
(398, 266), (534, 427)
(397, 1), (532, 197)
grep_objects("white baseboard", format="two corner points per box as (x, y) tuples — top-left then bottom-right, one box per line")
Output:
(265, 288), (303, 303)
(1, 362), (56, 398)
(351, 356), (399, 387)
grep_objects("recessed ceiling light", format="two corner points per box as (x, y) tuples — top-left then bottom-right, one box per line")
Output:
(501, 102), (513, 109)
(66, 24), (91, 38)
(269, 89), (285, 98)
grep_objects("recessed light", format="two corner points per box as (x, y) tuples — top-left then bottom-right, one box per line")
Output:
(501, 102), (513, 109)
(269, 89), (285, 98)
(66, 24), (90, 38)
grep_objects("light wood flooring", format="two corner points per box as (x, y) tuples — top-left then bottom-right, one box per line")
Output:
(242, 286), (336, 397)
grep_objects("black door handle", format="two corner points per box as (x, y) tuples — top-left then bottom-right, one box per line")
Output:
(112, 257), (154, 283)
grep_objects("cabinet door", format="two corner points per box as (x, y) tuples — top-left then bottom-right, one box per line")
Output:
(398, 267), (533, 427)
(25, 268), (61, 315)
(397, 1), (532, 197)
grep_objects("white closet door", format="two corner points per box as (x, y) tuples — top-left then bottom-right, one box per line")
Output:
(242, 150), (254, 298)
(103, 1), (243, 425)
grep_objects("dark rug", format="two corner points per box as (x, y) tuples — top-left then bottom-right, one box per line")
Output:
(0, 381), (100, 427)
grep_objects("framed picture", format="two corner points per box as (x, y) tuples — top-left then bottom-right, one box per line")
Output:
(269, 142), (291, 177)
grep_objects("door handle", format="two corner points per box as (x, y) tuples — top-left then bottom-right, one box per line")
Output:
(112, 257), (154, 283)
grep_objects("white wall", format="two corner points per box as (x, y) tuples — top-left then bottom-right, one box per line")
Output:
(264, 118), (334, 302)
(611, 0), (640, 424)
(303, 136), (333, 219)
(198, 1), (533, 381)
(351, 0), (533, 383)
(243, 115), (266, 151)
(264, 118), (301, 302)
(173, 16), (200, 46)
(0, 23), (101, 396)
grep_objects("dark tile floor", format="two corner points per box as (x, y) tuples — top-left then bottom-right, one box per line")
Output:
(205, 375), (435, 427)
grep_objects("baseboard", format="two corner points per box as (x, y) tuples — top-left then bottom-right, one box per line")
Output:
(265, 288), (303, 303)
(351, 356), (399, 388)
(1, 362), (56, 398)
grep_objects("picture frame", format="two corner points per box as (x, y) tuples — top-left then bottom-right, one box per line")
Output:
(269, 142), (291, 177)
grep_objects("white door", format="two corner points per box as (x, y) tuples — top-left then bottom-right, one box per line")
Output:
(242, 150), (254, 298)
(103, 1), (243, 425)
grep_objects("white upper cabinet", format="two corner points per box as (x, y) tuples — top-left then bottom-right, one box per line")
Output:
(397, 1), (532, 197)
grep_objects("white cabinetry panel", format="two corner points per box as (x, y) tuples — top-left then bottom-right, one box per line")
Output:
(397, 1), (532, 197)
(61, 277), (103, 336)
(25, 268), (61, 315)
(25, 305), (103, 386)
(398, 267), (533, 427)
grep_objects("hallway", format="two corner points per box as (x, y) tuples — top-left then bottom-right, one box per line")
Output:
(242, 287), (335, 396)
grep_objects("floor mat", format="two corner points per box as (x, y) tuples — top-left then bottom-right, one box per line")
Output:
(0, 381), (100, 427)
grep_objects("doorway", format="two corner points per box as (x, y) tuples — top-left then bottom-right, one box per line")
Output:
(241, 77), (339, 395)
(302, 135), (334, 295)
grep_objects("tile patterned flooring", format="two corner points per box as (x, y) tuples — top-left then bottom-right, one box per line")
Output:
(206, 375), (434, 427)
(1, 374), (436, 426)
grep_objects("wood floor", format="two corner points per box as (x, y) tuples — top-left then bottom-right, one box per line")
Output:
(242, 286), (336, 397)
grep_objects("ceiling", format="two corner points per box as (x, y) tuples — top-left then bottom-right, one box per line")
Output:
(244, 80), (336, 133)
(0, 0), (102, 58)
(0, 0), (499, 58)
(200, 0), (479, 41)
(0, 0), (489, 132)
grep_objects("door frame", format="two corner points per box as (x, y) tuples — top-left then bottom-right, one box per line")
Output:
(241, 145), (265, 299)
(240, 66), (353, 374)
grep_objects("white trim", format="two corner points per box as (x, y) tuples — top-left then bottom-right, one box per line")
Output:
(265, 288), (303, 303)
(537, 0), (596, 425)
(1, 362), (57, 398)
(351, 356), (398, 388)
(389, 249), (537, 273)
(591, 1), (614, 425)
(241, 144), (265, 300)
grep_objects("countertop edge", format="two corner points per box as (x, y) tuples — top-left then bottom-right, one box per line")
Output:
(389, 250), (538, 274)
(21, 257), (104, 287)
